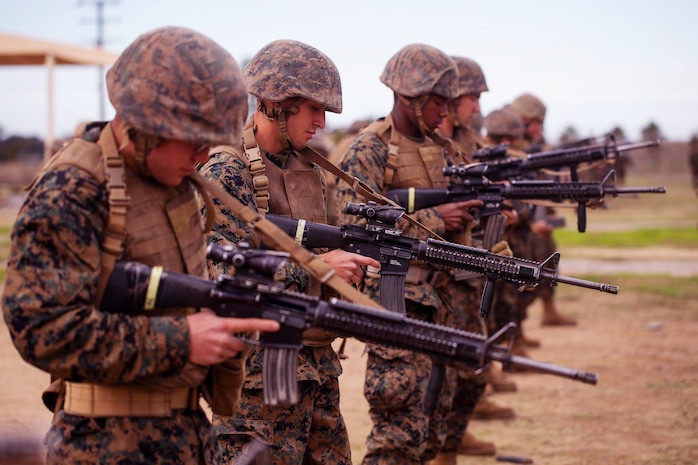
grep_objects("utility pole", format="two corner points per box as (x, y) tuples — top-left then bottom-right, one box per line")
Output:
(78, 0), (119, 120)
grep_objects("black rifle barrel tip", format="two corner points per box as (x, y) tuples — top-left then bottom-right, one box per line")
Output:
(496, 455), (533, 464)
(581, 371), (599, 385)
(605, 284), (620, 294)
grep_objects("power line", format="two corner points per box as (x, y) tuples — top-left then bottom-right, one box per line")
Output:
(78, 0), (119, 120)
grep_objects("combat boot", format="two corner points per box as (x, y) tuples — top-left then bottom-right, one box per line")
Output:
(507, 340), (532, 373)
(511, 339), (530, 358)
(425, 451), (457, 465)
(457, 431), (496, 456)
(471, 396), (516, 420)
(518, 334), (541, 348)
(540, 296), (577, 326)
(489, 364), (517, 392)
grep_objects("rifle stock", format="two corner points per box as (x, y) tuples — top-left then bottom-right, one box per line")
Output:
(100, 245), (599, 408)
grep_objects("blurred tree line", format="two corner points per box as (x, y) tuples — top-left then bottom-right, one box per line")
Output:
(556, 120), (664, 146)
(0, 120), (670, 164)
(0, 126), (43, 163)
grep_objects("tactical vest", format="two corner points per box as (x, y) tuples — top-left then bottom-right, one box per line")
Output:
(241, 120), (328, 224)
(237, 128), (333, 345)
(365, 115), (448, 191)
(36, 127), (208, 415)
(264, 151), (328, 224)
(364, 116), (453, 298)
(45, 138), (207, 303)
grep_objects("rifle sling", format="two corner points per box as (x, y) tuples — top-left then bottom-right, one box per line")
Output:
(299, 146), (444, 241)
(188, 172), (381, 310)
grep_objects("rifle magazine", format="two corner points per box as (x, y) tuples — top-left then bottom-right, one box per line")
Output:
(262, 347), (299, 405)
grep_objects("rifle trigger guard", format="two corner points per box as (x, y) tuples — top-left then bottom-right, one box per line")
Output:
(235, 336), (261, 346)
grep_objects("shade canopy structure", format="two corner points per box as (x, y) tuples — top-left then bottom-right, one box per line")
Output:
(0, 31), (120, 157)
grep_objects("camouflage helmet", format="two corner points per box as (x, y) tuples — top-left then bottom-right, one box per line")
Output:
(245, 40), (342, 113)
(509, 93), (546, 122)
(107, 26), (248, 146)
(484, 107), (525, 139)
(380, 44), (458, 99)
(452, 56), (488, 96)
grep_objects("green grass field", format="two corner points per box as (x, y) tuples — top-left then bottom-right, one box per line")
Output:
(555, 227), (697, 248)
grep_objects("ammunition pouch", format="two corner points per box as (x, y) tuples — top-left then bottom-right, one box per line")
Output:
(205, 358), (246, 416)
(42, 376), (65, 414)
(405, 265), (451, 289)
(137, 361), (208, 390)
(302, 327), (336, 347)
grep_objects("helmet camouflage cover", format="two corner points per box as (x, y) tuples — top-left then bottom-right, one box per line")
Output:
(509, 93), (546, 122)
(380, 43), (458, 99)
(245, 39), (342, 113)
(451, 56), (488, 96)
(107, 26), (248, 146)
(485, 107), (525, 138)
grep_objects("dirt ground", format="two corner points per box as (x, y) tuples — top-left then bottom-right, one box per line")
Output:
(1, 276), (697, 465)
(336, 286), (698, 465)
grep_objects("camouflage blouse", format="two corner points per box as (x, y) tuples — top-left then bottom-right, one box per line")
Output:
(1, 165), (190, 385)
(336, 124), (448, 310)
(199, 148), (338, 386)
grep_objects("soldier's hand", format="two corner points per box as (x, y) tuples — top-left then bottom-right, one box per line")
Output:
(187, 309), (280, 366)
(319, 249), (380, 285)
(437, 199), (484, 231)
(586, 198), (605, 209)
(501, 206), (518, 227)
(530, 219), (553, 236)
(491, 240), (513, 257)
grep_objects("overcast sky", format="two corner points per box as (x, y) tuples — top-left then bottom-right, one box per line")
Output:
(1, 0), (697, 143)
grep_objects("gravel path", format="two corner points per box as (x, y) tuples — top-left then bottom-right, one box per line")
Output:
(558, 247), (698, 277)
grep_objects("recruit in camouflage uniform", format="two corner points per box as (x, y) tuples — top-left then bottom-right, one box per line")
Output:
(430, 57), (517, 463)
(336, 43), (491, 465)
(0, 27), (281, 465)
(437, 56), (489, 157)
(508, 94), (577, 328)
(199, 39), (377, 465)
(481, 107), (541, 347)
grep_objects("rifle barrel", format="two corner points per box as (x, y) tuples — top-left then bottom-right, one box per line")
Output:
(607, 186), (666, 195)
(494, 353), (599, 385)
(613, 139), (660, 152)
(540, 269), (619, 294)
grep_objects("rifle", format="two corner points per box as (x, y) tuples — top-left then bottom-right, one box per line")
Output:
(466, 138), (660, 182)
(265, 202), (619, 320)
(100, 243), (599, 411)
(387, 169), (666, 232)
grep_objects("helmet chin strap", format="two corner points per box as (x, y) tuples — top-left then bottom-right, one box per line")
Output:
(400, 95), (430, 136)
(448, 99), (462, 128)
(123, 126), (161, 177)
(259, 100), (300, 150)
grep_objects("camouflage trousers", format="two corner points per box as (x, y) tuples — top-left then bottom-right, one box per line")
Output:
(45, 408), (217, 465)
(436, 280), (489, 453)
(491, 224), (538, 334)
(362, 299), (456, 465)
(214, 377), (350, 465)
